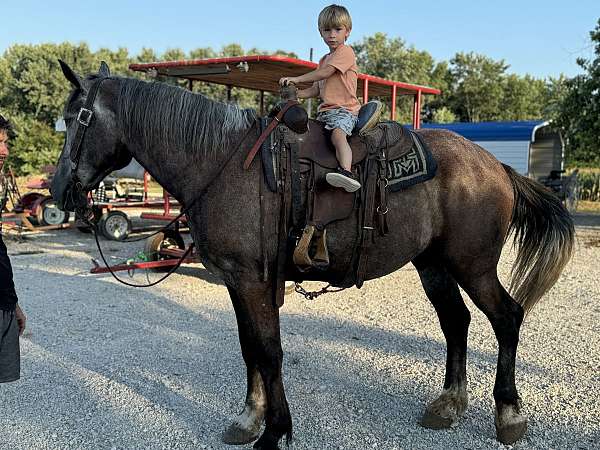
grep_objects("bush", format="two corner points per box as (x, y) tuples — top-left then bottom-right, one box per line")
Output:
(7, 114), (63, 176)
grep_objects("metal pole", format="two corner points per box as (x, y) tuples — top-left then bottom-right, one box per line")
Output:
(307, 48), (314, 118)
(391, 85), (397, 121)
(413, 91), (422, 129)
(260, 90), (265, 115)
(227, 85), (232, 102)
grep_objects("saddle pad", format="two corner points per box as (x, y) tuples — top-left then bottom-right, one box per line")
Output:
(387, 131), (437, 192)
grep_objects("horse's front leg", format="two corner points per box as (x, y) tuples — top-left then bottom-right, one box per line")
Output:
(222, 287), (267, 444)
(223, 282), (292, 450)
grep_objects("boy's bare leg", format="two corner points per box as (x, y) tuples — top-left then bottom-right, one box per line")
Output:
(331, 128), (352, 170)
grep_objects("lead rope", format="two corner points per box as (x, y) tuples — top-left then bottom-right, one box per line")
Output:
(76, 202), (194, 288)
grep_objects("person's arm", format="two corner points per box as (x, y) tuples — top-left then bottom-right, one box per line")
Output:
(279, 64), (336, 87)
(298, 83), (319, 99)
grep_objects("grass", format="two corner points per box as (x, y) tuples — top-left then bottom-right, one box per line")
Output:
(575, 200), (600, 214)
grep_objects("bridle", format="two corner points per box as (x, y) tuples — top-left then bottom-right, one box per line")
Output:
(66, 75), (110, 219)
(64, 75), (196, 287)
(62, 75), (256, 287)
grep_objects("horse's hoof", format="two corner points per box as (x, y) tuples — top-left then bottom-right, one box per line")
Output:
(253, 438), (280, 450)
(252, 431), (283, 450)
(419, 389), (468, 429)
(495, 404), (528, 445)
(420, 408), (456, 429)
(222, 423), (260, 445)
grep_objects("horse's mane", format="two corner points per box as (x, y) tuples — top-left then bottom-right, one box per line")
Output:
(117, 77), (256, 156)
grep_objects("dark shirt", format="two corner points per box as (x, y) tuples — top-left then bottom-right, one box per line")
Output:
(0, 233), (18, 311)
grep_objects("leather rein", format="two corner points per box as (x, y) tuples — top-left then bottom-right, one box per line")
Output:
(66, 75), (253, 287)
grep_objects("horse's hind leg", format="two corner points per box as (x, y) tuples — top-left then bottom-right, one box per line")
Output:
(222, 286), (267, 444)
(413, 255), (470, 428)
(459, 271), (527, 445)
(224, 283), (292, 450)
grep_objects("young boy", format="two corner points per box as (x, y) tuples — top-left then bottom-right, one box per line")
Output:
(279, 4), (361, 192)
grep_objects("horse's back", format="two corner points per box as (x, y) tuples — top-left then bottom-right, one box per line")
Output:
(415, 129), (515, 269)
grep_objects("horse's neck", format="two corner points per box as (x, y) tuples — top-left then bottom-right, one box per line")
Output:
(125, 127), (251, 206)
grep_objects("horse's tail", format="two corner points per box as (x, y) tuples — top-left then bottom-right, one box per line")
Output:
(503, 164), (575, 315)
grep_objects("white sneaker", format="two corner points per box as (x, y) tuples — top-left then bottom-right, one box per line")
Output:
(326, 169), (361, 192)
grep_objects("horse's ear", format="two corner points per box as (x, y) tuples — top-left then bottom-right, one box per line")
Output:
(58, 59), (82, 90)
(98, 61), (110, 77)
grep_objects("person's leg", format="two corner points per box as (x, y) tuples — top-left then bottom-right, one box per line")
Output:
(0, 309), (20, 383)
(331, 128), (352, 171)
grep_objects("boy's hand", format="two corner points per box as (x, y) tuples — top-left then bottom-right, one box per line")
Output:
(15, 304), (26, 336)
(279, 77), (297, 86)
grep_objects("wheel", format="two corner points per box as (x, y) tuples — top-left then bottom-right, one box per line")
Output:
(76, 206), (103, 233)
(36, 197), (70, 226)
(98, 210), (132, 241)
(143, 229), (185, 272)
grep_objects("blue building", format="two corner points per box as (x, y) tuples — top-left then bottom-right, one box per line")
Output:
(420, 121), (563, 179)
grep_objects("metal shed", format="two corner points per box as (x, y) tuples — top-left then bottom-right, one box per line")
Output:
(420, 121), (564, 179)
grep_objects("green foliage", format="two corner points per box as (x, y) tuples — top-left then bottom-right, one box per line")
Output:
(447, 52), (508, 122)
(431, 106), (457, 124)
(0, 42), (291, 175)
(0, 30), (593, 173)
(352, 32), (444, 122)
(6, 113), (64, 175)
(552, 19), (600, 166)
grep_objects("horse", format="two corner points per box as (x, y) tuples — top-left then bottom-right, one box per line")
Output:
(51, 61), (574, 449)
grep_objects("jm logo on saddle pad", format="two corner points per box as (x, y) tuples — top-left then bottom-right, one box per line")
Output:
(386, 131), (437, 192)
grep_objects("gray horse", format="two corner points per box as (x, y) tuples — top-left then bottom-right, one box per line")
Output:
(51, 62), (574, 449)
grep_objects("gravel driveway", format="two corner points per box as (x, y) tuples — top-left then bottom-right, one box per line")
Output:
(1, 213), (599, 450)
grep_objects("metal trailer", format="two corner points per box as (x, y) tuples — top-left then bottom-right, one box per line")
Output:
(81, 170), (183, 241)
(420, 121), (578, 212)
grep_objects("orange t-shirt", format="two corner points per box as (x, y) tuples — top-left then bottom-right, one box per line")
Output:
(317, 44), (361, 115)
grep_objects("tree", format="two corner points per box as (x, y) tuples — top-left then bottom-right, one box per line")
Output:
(352, 32), (443, 122)
(553, 18), (600, 165)
(498, 74), (547, 120)
(447, 52), (508, 122)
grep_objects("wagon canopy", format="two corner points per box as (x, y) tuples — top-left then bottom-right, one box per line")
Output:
(129, 55), (440, 128)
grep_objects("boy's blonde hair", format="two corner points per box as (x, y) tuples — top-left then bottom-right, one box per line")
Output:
(318, 4), (352, 32)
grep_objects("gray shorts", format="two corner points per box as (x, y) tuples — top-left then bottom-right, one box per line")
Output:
(0, 309), (20, 383)
(317, 108), (359, 136)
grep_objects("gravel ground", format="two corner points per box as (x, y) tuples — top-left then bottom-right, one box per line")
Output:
(1, 212), (599, 450)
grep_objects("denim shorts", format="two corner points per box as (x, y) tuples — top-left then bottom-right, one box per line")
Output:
(0, 309), (19, 383)
(317, 108), (359, 136)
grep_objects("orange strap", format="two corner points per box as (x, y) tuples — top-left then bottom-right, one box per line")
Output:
(243, 100), (299, 170)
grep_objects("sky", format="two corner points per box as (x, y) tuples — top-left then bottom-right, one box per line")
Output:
(1, 0), (598, 80)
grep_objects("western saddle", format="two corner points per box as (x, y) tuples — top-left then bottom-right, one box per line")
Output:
(245, 85), (416, 300)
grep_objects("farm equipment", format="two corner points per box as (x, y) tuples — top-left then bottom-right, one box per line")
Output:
(0, 166), (70, 232)
(540, 169), (579, 213)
